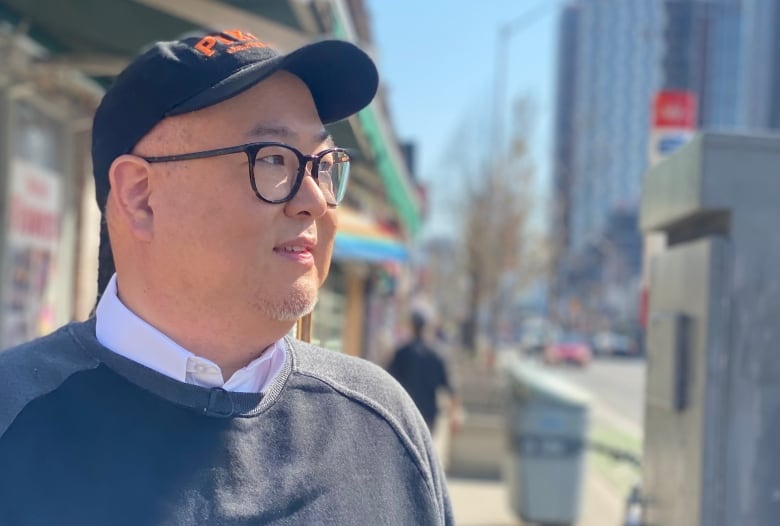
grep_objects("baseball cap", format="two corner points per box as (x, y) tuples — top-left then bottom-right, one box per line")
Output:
(91, 29), (379, 212)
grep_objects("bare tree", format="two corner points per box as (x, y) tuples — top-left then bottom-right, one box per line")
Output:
(439, 97), (540, 352)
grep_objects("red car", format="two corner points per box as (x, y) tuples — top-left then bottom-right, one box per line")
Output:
(543, 334), (592, 367)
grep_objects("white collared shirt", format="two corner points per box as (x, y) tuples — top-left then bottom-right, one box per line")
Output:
(95, 274), (285, 394)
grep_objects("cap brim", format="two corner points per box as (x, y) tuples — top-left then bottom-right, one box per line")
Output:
(168, 40), (378, 123)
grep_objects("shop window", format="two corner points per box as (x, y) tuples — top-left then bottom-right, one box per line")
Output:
(1, 99), (68, 348)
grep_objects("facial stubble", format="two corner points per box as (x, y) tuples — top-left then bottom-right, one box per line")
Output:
(252, 282), (318, 322)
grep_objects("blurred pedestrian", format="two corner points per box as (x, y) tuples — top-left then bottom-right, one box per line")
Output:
(0, 30), (452, 525)
(389, 311), (462, 436)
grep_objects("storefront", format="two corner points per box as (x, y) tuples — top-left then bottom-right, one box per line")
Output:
(311, 206), (410, 362)
(0, 33), (100, 349)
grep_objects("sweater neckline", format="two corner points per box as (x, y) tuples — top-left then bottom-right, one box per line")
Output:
(67, 319), (295, 418)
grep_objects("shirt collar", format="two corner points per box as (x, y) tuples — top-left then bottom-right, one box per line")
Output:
(95, 274), (285, 393)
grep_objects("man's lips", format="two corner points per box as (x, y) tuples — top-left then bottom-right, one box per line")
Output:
(275, 245), (310, 254)
(273, 238), (316, 259)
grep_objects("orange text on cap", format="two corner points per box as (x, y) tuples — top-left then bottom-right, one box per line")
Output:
(194, 30), (267, 57)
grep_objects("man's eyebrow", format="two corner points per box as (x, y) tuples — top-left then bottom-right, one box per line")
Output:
(246, 124), (333, 145)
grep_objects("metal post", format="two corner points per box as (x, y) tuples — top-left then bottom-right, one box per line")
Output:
(491, 2), (559, 155)
(296, 312), (313, 343)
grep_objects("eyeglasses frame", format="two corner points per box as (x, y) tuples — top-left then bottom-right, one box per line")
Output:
(140, 141), (351, 206)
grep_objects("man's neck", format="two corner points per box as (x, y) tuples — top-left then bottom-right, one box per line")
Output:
(115, 276), (291, 379)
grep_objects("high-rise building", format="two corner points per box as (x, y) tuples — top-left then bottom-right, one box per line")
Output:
(770, 3), (780, 128)
(736, 0), (780, 129)
(551, 0), (780, 331)
(549, 4), (579, 309)
(663, 0), (780, 130)
(662, 0), (741, 128)
(550, 0), (662, 329)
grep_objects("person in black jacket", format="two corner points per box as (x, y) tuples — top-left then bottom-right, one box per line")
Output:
(389, 311), (462, 435)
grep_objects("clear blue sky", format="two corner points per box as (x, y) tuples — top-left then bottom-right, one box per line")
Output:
(366, 0), (563, 237)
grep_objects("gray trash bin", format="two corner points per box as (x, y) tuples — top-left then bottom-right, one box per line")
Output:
(504, 359), (590, 526)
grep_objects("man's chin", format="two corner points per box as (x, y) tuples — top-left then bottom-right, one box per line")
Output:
(265, 287), (318, 322)
(281, 296), (317, 322)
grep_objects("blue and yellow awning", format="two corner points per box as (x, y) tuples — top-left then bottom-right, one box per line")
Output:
(334, 207), (408, 263)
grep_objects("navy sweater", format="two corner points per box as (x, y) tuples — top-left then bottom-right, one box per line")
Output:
(0, 319), (453, 525)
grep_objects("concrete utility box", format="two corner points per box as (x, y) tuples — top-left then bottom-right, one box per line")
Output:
(640, 132), (780, 526)
(504, 359), (590, 526)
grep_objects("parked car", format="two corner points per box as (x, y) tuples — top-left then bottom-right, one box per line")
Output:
(543, 333), (592, 367)
(592, 331), (638, 357)
(519, 318), (560, 356)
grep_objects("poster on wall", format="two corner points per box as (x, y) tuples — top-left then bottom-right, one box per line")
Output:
(2, 158), (62, 348)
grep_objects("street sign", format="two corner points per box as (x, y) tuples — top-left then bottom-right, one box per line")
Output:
(648, 90), (698, 166)
(652, 91), (697, 129)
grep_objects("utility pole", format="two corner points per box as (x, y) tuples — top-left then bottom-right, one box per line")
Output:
(491, 2), (558, 155)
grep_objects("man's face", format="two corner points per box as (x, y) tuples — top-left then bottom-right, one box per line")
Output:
(138, 71), (337, 325)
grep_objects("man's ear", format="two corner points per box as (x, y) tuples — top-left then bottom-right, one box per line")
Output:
(108, 154), (155, 241)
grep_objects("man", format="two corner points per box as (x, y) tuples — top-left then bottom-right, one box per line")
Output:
(0, 30), (453, 525)
(388, 311), (461, 435)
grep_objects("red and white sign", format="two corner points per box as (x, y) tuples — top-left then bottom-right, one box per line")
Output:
(652, 91), (698, 129)
(648, 90), (698, 167)
(7, 159), (61, 250)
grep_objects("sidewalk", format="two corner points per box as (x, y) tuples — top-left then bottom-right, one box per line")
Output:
(447, 469), (624, 526)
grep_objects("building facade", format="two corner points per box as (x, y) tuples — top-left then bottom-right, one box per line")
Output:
(550, 0), (662, 331)
(662, 0), (780, 131)
(549, 4), (579, 314)
(662, 0), (742, 128)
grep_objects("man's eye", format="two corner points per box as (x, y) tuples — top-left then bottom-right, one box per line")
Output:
(257, 154), (286, 166)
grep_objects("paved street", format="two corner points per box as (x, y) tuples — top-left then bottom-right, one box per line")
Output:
(547, 356), (646, 435)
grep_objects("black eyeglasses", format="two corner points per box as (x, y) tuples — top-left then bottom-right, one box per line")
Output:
(141, 141), (351, 206)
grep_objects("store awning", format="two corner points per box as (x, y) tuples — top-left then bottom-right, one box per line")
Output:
(334, 207), (408, 263)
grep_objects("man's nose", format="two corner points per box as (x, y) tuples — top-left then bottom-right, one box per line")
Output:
(285, 165), (329, 217)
